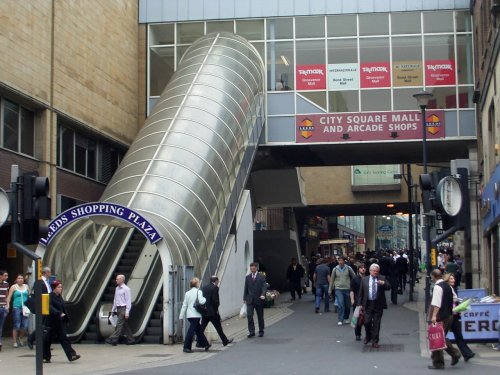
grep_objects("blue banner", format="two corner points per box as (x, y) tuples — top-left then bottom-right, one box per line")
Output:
(40, 202), (162, 246)
(447, 303), (500, 342)
(457, 288), (487, 300)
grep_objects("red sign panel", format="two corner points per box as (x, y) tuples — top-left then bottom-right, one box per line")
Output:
(296, 64), (326, 90)
(296, 110), (445, 143)
(425, 60), (456, 86)
(360, 62), (391, 88)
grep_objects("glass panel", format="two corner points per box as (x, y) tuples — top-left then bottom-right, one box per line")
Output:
(236, 19), (264, 40)
(295, 16), (324, 38)
(75, 134), (87, 175)
(391, 13), (421, 34)
(459, 110), (476, 136)
(327, 15), (357, 37)
(266, 116), (295, 143)
(359, 13), (389, 36)
(266, 18), (293, 40)
(3, 99), (19, 152)
(328, 39), (357, 64)
(149, 24), (175, 45)
(360, 37), (389, 63)
(392, 36), (423, 87)
(61, 126), (74, 170)
(150, 47), (175, 96)
(250, 42), (265, 63)
(360, 89), (391, 111)
(457, 35), (474, 84)
(177, 22), (204, 44)
(392, 36), (422, 61)
(393, 87), (424, 110)
(296, 92), (326, 113)
(267, 92), (294, 115)
(458, 86), (474, 108)
(424, 35), (455, 60)
(87, 139), (96, 179)
(20, 107), (34, 156)
(455, 11), (472, 32)
(177, 45), (190, 64)
(328, 91), (359, 112)
(424, 35), (456, 86)
(296, 40), (325, 65)
(206, 21), (234, 34)
(423, 11), (453, 33)
(267, 41), (294, 91)
(298, 92), (326, 111)
(427, 87), (457, 109)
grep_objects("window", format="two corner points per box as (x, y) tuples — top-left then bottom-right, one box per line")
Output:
(1, 98), (35, 156)
(327, 15), (357, 37)
(266, 18), (293, 40)
(267, 41), (294, 90)
(295, 16), (324, 38)
(58, 122), (125, 183)
(391, 13), (421, 35)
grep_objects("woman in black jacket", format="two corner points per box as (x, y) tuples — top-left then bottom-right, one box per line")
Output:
(42, 280), (80, 363)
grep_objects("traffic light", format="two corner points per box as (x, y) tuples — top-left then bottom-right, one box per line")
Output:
(21, 172), (51, 244)
(419, 171), (442, 214)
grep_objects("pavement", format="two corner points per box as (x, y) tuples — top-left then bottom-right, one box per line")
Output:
(0, 282), (498, 375)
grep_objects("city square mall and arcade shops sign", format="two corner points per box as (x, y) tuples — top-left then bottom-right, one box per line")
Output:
(296, 110), (445, 143)
(39, 202), (162, 246)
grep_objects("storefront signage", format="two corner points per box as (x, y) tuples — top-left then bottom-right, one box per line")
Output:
(352, 165), (401, 186)
(393, 61), (423, 87)
(481, 163), (500, 231)
(360, 62), (391, 88)
(40, 202), (162, 246)
(296, 64), (326, 90)
(425, 59), (456, 86)
(447, 303), (500, 342)
(327, 63), (359, 90)
(378, 224), (393, 234)
(296, 110), (445, 143)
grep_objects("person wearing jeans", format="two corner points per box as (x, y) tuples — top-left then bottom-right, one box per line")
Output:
(0, 270), (9, 351)
(313, 259), (331, 313)
(329, 256), (356, 325)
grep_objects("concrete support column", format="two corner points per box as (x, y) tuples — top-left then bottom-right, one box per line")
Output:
(365, 216), (375, 251)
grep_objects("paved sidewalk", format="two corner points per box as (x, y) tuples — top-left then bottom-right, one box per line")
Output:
(0, 300), (293, 375)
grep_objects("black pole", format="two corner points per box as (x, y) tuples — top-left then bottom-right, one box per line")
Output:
(421, 106), (432, 314)
(10, 170), (44, 375)
(407, 163), (414, 302)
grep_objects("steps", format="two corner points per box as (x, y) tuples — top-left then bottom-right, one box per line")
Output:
(141, 293), (163, 344)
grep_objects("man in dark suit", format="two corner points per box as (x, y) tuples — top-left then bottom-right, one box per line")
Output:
(358, 263), (391, 348)
(200, 275), (233, 346)
(243, 262), (267, 338)
(286, 258), (305, 301)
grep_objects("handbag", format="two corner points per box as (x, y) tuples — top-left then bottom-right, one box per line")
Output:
(427, 322), (447, 351)
(194, 290), (208, 315)
(357, 308), (365, 326)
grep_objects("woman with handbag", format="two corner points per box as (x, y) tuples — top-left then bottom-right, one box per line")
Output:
(444, 273), (475, 361)
(43, 280), (80, 363)
(6, 274), (30, 348)
(179, 277), (210, 353)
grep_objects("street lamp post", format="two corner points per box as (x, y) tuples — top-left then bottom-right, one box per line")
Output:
(413, 90), (434, 312)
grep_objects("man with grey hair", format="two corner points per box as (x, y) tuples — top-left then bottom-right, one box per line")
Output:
(106, 274), (135, 346)
(27, 266), (52, 349)
(357, 263), (391, 348)
(200, 276), (233, 346)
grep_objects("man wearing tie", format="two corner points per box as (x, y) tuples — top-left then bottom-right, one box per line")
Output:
(243, 263), (267, 338)
(358, 263), (391, 348)
(27, 267), (52, 349)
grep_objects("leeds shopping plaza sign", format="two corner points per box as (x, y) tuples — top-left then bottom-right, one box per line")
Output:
(296, 110), (445, 143)
(39, 202), (162, 246)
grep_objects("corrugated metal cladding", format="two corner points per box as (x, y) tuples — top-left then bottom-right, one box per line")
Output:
(100, 33), (265, 273)
(139, 0), (470, 23)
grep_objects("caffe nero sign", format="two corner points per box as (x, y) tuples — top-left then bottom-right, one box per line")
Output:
(40, 203), (162, 246)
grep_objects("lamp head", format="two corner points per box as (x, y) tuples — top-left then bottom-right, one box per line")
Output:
(413, 90), (434, 108)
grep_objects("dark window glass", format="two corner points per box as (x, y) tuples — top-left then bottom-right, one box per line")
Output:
(150, 24), (175, 45)
(393, 88), (424, 110)
(457, 35), (474, 84)
(61, 126), (74, 170)
(295, 16), (324, 38)
(327, 15), (357, 37)
(424, 35), (455, 60)
(359, 13), (389, 36)
(236, 19), (264, 40)
(150, 47), (175, 96)
(391, 13), (421, 34)
(267, 41), (294, 91)
(296, 40), (325, 65)
(87, 140), (96, 179)
(75, 134), (87, 175)
(361, 90), (391, 111)
(100, 145), (120, 184)
(20, 107), (34, 156)
(455, 11), (472, 32)
(3, 99), (19, 152)
(328, 39), (357, 64)
(359, 37), (389, 63)
(177, 22), (204, 44)
(424, 11), (453, 33)
(458, 86), (474, 108)
(266, 18), (293, 40)
(206, 21), (234, 34)
(427, 87), (457, 109)
(328, 91), (359, 112)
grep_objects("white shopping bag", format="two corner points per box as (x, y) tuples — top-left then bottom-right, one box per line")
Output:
(108, 313), (118, 327)
(239, 304), (247, 319)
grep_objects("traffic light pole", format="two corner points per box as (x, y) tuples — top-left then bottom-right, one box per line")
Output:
(10, 167), (44, 375)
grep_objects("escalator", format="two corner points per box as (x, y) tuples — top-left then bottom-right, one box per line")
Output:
(42, 32), (265, 343)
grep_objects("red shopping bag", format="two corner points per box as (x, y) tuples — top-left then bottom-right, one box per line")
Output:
(427, 322), (447, 351)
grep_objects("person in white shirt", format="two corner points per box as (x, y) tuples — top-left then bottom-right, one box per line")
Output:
(105, 274), (135, 346)
(179, 277), (210, 353)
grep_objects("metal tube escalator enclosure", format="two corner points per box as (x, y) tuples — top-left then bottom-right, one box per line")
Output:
(98, 33), (265, 275)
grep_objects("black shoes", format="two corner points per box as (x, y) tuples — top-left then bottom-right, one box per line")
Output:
(258, 332), (264, 337)
(27, 339), (34, 350)
(363, 338), (371, 345)
(205, 344), (211, 351)
(427, 365), (444, 370)
(105, 339), (117, 346)
(69, 354), (81, 362)
(315, 308), (319, 313)
(464, 353), (475, 362)
(43, 358), (51, 363)
(247, 333), (255, 338)
(126, 340), (136, 345)
(223, 338), (234, 346)
(451, 354), (461, 366)
(183, 348), (192, 353)
(355, 336), (361, 341)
